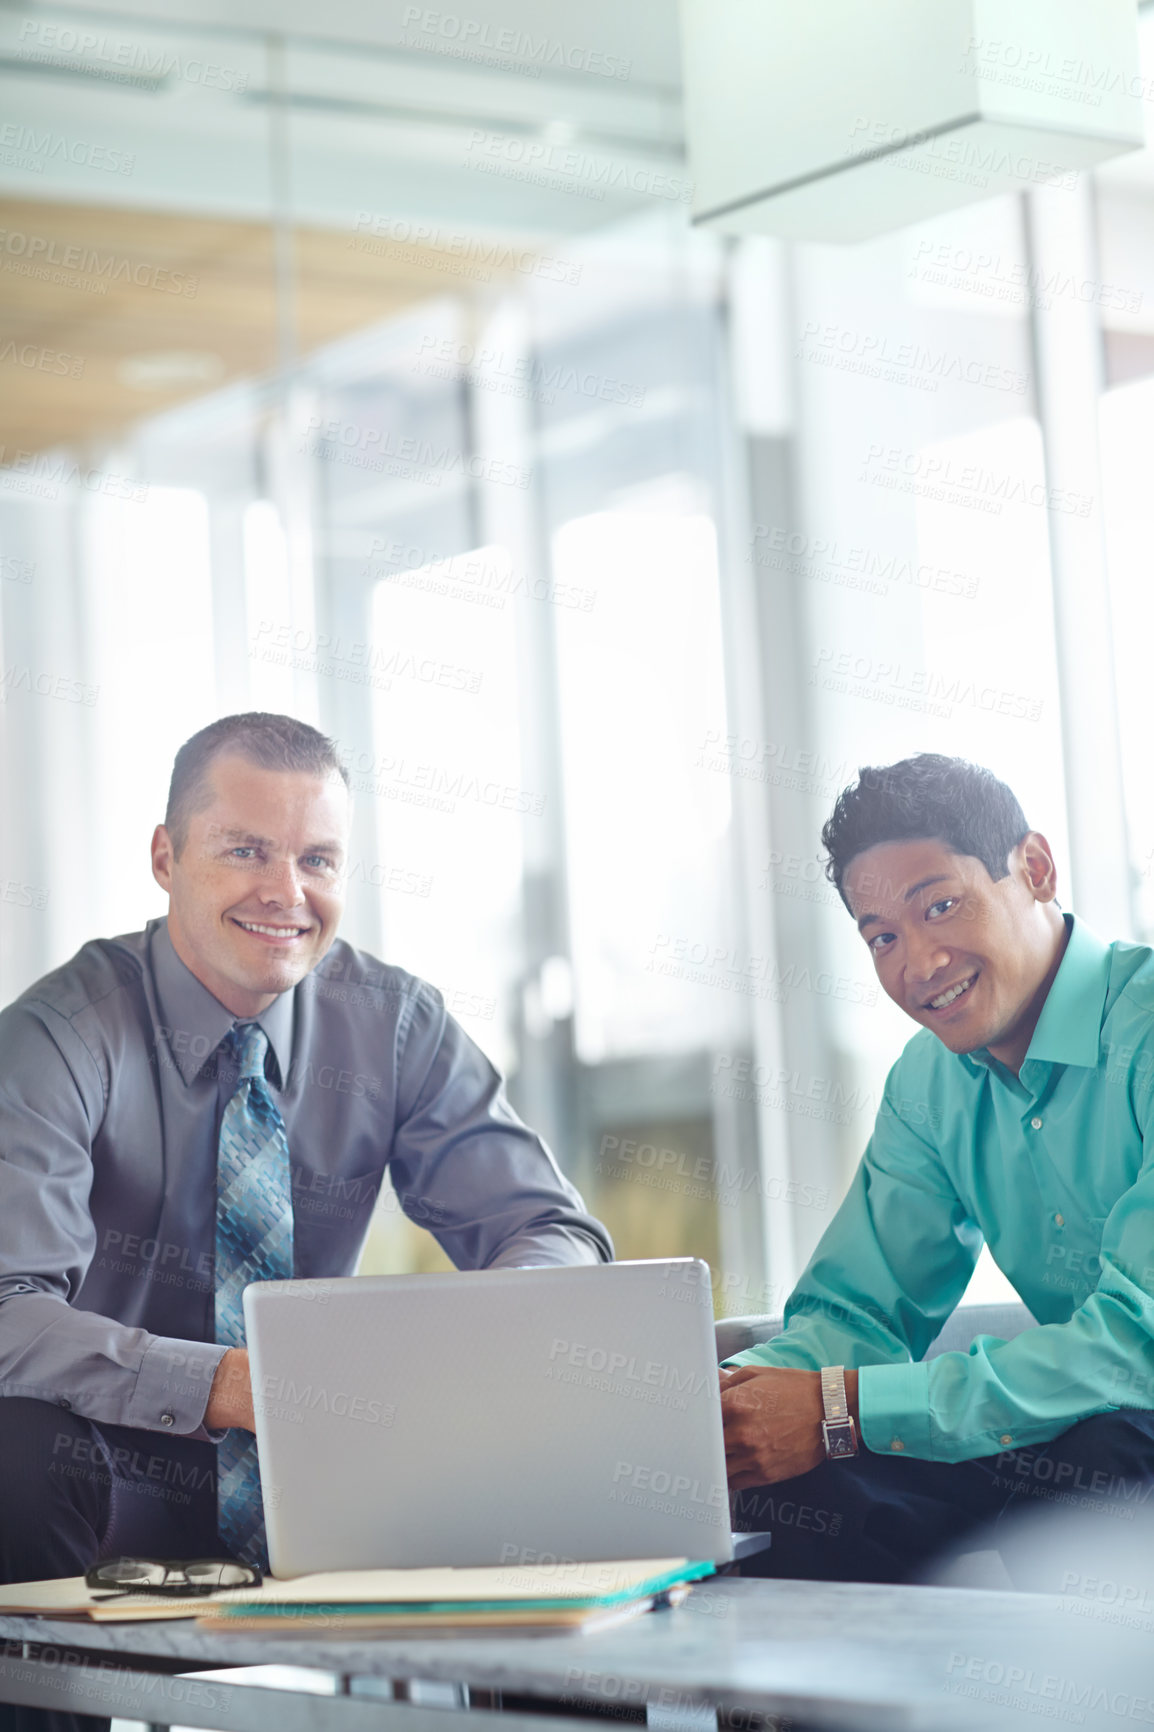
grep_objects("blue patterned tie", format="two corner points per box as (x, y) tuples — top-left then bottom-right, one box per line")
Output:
(214, 1021), (293, 1569)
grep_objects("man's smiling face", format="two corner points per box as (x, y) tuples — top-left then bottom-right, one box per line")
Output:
(843, 833), (1065, 1069)
(151, 752), (350, 1017)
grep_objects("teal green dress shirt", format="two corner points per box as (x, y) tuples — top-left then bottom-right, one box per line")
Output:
(726, 914), (1154, 1463)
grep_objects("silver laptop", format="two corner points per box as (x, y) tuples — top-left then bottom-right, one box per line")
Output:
(244, 1259), (733, 1577)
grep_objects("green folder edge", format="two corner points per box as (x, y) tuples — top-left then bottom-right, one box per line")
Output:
(210, 1560), (716, 1619)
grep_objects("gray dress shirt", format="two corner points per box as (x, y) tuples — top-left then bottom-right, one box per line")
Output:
(0, 919), (612, 1440)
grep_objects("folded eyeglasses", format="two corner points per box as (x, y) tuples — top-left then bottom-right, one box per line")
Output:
(85, 1557), (263, 1597)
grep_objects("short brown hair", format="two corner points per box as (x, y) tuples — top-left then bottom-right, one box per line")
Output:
(165, 713), (350, 855)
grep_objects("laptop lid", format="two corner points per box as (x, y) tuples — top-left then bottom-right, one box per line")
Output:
(244, 1258), (732, 1577)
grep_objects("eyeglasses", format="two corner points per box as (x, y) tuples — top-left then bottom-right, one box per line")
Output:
(85, 1557), (263, 1597)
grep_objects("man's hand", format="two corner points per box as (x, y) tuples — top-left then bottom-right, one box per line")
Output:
(204, 1347), (254, 1432)
(720, 1366), (859, 1489)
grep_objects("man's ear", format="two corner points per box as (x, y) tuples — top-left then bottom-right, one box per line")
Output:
(151, 824), (175, 894)
(1014, 832), (1059, 904)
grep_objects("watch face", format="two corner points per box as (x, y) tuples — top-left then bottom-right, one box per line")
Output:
(822, 1420), (858, 1460)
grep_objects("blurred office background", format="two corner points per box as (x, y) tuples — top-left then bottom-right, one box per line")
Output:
(1, 0), (1153, 1315)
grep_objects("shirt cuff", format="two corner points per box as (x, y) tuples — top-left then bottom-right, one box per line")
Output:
(126, 1335), (229, 1438)
(859, 1360), (934, 1458)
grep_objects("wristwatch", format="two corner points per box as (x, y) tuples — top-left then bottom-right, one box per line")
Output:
(820, 1365), (858, 1460)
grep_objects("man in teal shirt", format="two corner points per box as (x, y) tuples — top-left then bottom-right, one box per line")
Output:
(721, 753), (1154, 1583)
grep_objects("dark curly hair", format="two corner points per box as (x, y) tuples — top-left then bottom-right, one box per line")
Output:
(821, 754), (1030, 912)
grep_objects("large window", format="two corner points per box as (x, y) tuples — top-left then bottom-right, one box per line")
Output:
(369, 546), (525, 1072)
(1101, 378), (1154, 941)
(554, 504), (732, 1062)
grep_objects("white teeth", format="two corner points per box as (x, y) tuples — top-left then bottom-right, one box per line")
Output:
(239, 921), (305, 938)
(929, 975), (975, 1010)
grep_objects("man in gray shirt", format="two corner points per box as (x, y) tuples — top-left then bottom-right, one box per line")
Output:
(0, 712), (610, 1719)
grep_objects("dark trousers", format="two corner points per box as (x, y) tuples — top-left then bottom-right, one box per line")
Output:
(734, 1409), (1154, 1589)
(0, 1398), (221, 1732)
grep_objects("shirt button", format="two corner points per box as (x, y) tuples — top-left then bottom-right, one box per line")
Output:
(1030, 1117), (1043, 1131)
(159, 1413), (175, 1427)
(890, 1438), (905, 1452)
(1054, 1213), (1065, 1227)
(1000, 1434), (1014, 1446)
(58, 1398), (72, 1411)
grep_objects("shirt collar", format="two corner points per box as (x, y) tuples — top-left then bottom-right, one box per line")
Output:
(150, 917), (294, 1089)
(959, 911), (1110, 1080)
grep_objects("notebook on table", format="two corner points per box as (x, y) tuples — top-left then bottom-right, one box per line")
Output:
(0, 1557), (716, 1635)
(196, 1557), (715, 1635)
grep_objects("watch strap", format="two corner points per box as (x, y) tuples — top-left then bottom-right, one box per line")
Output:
(819, 1364), (858, 1459)
(820, 1364), (850, 1422)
